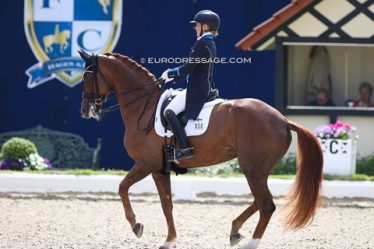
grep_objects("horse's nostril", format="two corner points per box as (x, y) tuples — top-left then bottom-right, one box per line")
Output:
(81, 105), (88, 116)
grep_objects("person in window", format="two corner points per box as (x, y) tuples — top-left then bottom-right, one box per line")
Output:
(307, 46), (332, 102)
(308, 88), (335, 106)
(353, 82), (374, 107)
(159, 10), (220, 162)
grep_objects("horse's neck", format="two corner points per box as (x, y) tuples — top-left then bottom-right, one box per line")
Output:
(114, 63), (159, 127)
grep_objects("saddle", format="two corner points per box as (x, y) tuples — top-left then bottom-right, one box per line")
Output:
(159, 89), (220, 129)
(155, 89), (222, 138)
(156, 88), (223, 175)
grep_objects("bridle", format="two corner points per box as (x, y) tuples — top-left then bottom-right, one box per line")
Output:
(81, 55), (110, 111)
(81, 54), (164, 132)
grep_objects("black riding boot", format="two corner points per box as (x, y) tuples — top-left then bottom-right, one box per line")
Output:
(164, 110), (193, 162)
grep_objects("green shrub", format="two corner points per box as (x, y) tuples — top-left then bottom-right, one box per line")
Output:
(0, 137), (38, 160)
(190, 159), (241, 176)
(356, 154), (374, 176)
(271, 153), (296, 175)
(190, 153), (374, 177)
(190, 155), (298, 176)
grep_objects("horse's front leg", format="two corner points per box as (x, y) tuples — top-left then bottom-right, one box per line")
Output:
(118, 160), (151, 238)
(152, 172), (177, 249)
(46, 45), (52, 53)
(60, 43), (65, 54)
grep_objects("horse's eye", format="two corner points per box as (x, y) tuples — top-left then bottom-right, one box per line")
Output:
(83, 73), (94, 81)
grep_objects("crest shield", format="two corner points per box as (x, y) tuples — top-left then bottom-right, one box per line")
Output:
(24, 0), (122, 88)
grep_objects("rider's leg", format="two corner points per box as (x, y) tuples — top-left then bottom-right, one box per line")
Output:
(164, 89), (187, 116)
(164, 90), (193, 161)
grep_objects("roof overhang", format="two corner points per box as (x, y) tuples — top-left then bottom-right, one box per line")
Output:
(236, 0), (374, 51)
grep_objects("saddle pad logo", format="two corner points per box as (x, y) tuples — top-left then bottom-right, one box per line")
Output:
(24, 0), (122, 88)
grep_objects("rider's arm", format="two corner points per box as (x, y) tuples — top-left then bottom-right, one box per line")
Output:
(167, 40), (206, 82)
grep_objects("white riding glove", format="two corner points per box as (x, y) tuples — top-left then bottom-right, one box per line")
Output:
(160, 69), (174, 83)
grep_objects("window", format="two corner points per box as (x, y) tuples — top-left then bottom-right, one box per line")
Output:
(287, 44), (374, 109)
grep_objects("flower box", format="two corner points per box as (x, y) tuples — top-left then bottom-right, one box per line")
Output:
(318, 139), (357, 176)
(314, 121), (358, 176)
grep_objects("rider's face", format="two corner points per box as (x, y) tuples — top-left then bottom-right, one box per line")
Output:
(194, 23), (209, 37)
(194, 23), (202, 37)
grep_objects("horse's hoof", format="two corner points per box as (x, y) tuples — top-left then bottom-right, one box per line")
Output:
(159, 241), (173, 249)
(132, 223), (144, 238)
(230, 232), (244, 246)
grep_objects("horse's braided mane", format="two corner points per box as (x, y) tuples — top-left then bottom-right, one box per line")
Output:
(103, 52), (156, 81)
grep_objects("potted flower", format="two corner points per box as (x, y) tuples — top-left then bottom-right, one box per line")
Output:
(0, 137), (53, 171)
(313, 121), (358, 176)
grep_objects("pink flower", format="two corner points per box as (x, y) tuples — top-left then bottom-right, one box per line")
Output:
(314, 121), (356, 140)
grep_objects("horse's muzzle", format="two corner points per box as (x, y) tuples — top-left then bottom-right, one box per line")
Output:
(81, 103), (90, 119)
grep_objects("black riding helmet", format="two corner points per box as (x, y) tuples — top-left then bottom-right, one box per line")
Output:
(190, 10), (220, 32)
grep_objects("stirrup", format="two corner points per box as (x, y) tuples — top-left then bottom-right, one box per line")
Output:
(168, 147), (193, 164)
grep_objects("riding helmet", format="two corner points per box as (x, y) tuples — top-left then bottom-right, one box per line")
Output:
(190, 10), (220, 31)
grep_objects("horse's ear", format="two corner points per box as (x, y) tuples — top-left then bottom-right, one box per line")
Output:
(78, 49), (91, 63)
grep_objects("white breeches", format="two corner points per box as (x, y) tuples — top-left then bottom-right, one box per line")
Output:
(164, 89), (186, 116)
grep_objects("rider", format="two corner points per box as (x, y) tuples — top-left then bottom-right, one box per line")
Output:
(160, 10), (220, 162)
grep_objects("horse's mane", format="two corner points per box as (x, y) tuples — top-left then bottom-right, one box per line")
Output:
(103, 52), (156, 81)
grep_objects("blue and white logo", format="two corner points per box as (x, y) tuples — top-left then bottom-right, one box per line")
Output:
(24, 0), (122, 88)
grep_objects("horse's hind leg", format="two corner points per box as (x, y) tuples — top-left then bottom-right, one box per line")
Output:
(118, 160), (151, 238)
(238, 169), (275, 249)
(230, 202), (258, 246)
(152, 172), (177, 249)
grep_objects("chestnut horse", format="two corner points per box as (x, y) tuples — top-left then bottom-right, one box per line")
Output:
(78, 50), (323, 249)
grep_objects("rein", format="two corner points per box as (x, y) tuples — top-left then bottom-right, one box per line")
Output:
(100, 79), (160, 114)
(82, 59), (164, 133)
(115, 78), (163, 133)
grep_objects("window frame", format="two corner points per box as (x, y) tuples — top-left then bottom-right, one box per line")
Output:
(275, 37), (374, 120)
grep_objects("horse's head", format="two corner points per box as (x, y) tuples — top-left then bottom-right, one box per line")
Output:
(78, 50), (112, 120)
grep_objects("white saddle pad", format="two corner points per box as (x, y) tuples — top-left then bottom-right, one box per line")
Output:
(154, 89), (224, 137)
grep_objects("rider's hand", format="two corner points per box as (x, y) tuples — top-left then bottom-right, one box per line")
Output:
(160, 69), (174, 83)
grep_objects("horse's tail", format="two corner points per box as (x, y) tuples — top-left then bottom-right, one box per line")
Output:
(283, 120), (323, 230)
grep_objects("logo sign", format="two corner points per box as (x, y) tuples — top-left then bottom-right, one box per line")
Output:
(320, 139), (350, 155)
(319, 139), (356, 175)
(24, 0), (122, 88)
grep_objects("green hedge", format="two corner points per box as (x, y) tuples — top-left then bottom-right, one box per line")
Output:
(272, 153), (374, 176)
(357, 154), (374, 176)
(190, 153), (374, 177)
(190, 156), (298, 176)
(271, 153), (296, 175)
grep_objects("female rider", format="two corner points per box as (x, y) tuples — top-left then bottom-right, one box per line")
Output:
(160, 10), (220, 162)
